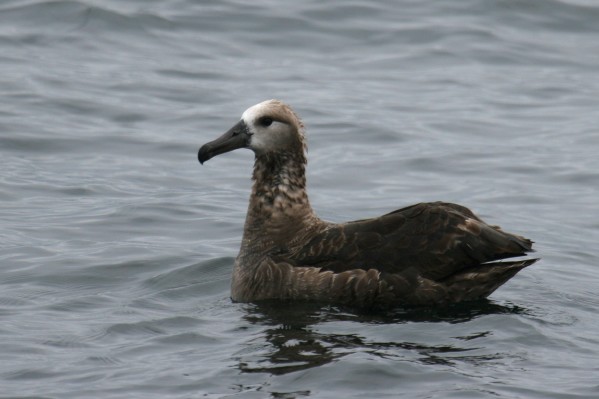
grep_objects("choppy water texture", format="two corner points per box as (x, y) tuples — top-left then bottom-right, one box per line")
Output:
(1, 0), (599, 398)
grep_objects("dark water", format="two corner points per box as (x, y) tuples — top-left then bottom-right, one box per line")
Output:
(1, 0), (599, 398)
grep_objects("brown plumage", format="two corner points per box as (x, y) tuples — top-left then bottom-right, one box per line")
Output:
(198, 99), (538, 309)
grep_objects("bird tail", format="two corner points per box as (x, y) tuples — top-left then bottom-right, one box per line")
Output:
(443, 258), (539, 302)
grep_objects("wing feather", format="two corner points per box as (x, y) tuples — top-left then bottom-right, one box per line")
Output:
(286, 202), (533, 281)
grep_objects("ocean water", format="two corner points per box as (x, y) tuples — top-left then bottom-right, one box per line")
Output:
(1, 0), (599, 398)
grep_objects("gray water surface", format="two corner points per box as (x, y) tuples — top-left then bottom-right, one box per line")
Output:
(1, 1), (599, 398)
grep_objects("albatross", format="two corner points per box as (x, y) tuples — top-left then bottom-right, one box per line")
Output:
(198, 99), (537, 308)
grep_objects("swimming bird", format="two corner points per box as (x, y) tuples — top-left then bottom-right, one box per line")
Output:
(198, 100), (537, 308)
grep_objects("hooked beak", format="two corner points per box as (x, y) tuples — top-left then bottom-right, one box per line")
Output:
(198, 120), (251, 164)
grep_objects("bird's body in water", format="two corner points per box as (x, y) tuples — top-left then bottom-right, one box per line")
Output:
(198, 99), (537, 309)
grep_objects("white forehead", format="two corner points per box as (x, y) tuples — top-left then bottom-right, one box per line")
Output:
(241, 100), (276, 124)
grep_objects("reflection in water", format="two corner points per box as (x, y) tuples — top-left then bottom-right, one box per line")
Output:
(235, 300), (528, 375)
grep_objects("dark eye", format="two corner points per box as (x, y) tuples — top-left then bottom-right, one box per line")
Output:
(259, 117), (273, 127)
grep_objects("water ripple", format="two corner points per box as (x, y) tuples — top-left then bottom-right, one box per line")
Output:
(1, 0), (599, 397)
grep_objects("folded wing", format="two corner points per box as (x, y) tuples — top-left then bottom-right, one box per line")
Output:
(285, 202), (534, 282)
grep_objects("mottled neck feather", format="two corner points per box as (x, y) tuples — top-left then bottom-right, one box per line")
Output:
(241, 150), (324, 255)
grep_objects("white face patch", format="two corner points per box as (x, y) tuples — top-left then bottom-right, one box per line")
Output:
(240, 100), (296, 154)
(241, 100), (274, 133)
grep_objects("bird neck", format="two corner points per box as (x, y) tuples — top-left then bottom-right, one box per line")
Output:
(241, 151), (320, 253)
